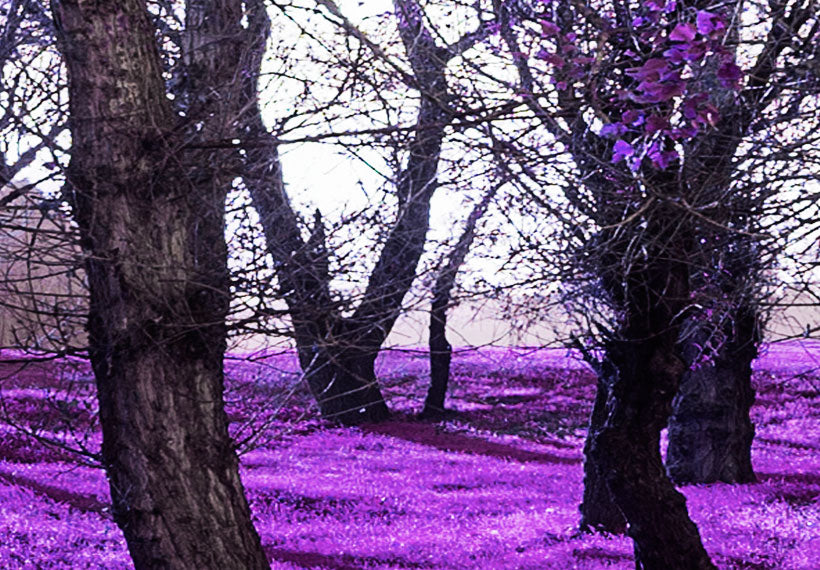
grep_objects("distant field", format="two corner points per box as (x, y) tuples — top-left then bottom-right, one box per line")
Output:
(1, 345), (818, 569)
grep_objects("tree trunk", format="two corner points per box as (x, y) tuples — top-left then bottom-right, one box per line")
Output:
(580, 376), (626, 534)
(53, 1), (268, 568)
(588, 336), (716, 569)
(667, 307), (758, 484)
(424, 295), (452, 416)
(580, 237), (716, 567)
(295, 338), (390, 424)
(422, 184), (497, 417)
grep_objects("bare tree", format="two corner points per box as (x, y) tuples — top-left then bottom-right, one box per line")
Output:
(423, 179), (500, 417)
(50, 0), (268, 567)
(238, 0), (498, 423)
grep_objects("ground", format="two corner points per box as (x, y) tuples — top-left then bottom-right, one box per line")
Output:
(0, 343), (818, 569)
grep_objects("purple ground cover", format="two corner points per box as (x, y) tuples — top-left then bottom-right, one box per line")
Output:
(0, 344), (818, 569)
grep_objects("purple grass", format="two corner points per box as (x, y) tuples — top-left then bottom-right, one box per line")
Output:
(1, 343), (818, 569)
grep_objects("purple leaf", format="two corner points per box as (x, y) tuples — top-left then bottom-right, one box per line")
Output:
(682, 94), (708, 119)
(647, 142), (679, 169)
(646, 0), (666, 12)
(612, 139), (635, 163)
(645, 114), (670, 135)
(625, 58), (668, 82)
(537, 51), (565, 68)
(600, 122), (627, 137)
(669, 23), (696, 42)
(696, 11), (725, 36)
(638, 79), (684, 102)
(717, 61), (743, 88)
(671, 125), (698, 140)
(540, 20), (561, 37)
(622, 109), (645, 126)
(666, 41), (708, 63)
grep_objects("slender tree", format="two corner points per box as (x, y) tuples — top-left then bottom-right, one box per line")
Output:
(51, 0), (268, 567)
(424, 181), (499, 417)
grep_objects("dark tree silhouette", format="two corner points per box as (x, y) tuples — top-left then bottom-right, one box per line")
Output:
(423, 182), (499, 417)
(494, 0), (820, 566)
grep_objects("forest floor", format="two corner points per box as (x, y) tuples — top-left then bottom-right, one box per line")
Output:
(0, 343), (818, 569)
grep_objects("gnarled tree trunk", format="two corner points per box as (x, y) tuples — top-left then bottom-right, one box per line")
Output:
(584, 256), (716, 569)
(53, 0), (268, 568)
(580, 375), (627, 534)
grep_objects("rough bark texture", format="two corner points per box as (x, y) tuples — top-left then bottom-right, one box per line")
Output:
(668, 307), (758, 484)
(583, 253), (716, 569)
(52, 1), (268, 568)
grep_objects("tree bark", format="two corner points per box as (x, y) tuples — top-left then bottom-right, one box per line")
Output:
(667, 306), (758, 484)
(425, 294), (452, 417)
(52, 1), (268, 568)
(297, 340), (389, 424)
(580, 376), (627, 534)
(580, 223), (716, 567)
(587, 325), (716, 568)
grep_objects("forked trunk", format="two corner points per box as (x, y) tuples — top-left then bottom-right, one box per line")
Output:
(297, 342), (390, 424)
(667, 307), (758, 484)
(581, 242), (715, 568)
(238, 0), (460, 424)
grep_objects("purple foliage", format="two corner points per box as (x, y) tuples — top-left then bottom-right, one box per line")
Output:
(537, 2), (744, 170)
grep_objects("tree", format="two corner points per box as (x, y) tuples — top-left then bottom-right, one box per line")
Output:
(51, 0), (268, 567)
(488, 0), (812, 566)
(238, 0), (497, 423)
(424, 181), (499, 417)
(491, 0), (820, 565)
(0, 0), (80, 354)
(665, 0), (818, 485)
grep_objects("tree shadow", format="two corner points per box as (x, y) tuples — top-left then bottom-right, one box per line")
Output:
(263, 547), (433, 569)
(0, 469), (110, 518)
(360, 420), (581, 465)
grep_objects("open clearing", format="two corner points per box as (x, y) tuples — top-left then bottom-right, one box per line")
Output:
(1, 344), (818, 569)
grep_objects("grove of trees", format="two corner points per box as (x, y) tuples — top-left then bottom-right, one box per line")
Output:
(1, 0), (818, 569)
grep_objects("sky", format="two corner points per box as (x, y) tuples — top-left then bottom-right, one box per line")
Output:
(3, 0), (819, 349)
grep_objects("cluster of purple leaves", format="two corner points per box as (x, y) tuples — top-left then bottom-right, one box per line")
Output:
(536, 0), (744, 170)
